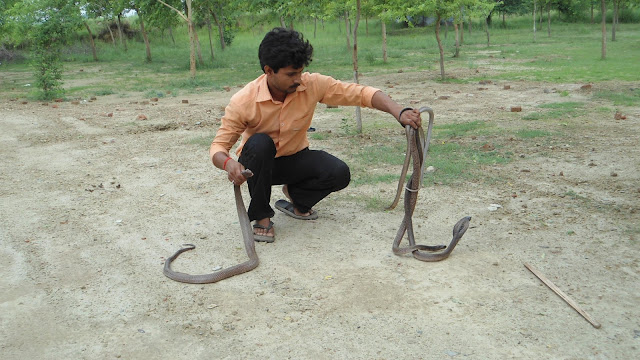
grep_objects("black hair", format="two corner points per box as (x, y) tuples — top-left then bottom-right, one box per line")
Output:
(258, 27), (313, 73)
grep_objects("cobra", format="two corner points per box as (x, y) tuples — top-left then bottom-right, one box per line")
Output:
(389, 107), (472, 261)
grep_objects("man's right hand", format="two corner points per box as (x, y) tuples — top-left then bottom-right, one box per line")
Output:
(225, 159), (248, 186)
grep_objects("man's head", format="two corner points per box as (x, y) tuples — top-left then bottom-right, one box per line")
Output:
(258, 27), (313, 74)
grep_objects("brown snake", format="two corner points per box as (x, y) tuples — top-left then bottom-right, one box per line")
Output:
(390, 107), (472, 261)
(163, 169), (259, 283)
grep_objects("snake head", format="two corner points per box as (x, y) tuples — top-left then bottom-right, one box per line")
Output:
(452, 216), (471, 239)
(241, 169), (254, 179)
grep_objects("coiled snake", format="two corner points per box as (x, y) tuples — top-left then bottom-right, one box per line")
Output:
(163, 169), (259, 283)
(389, 107), (471, 261)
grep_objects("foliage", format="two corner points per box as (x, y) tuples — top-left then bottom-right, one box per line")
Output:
(6, 0), (82, 99)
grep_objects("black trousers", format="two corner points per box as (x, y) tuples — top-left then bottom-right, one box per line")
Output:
(238, 133), (350, 222)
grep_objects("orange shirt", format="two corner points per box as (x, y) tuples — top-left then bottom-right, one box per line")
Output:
(209, 72), (380, 161)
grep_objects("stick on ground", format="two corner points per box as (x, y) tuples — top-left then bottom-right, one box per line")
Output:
(524, 262), (601, 329)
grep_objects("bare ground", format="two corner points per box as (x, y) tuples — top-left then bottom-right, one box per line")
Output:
(1, 72), (639, 359)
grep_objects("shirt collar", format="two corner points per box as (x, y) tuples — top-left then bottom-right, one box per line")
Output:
(255, 73), (307, 103)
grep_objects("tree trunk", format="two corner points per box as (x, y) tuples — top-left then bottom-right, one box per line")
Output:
(459, 6), (464, 45)
(314, 17), (317, 38)
(353, 0), (362, 134)
(612, 0), (618, 41)
(453, 23), (460, 58)
(105, 22), (116, 48)
(533, 0), (537, 42)
(435, 14), (445, 81)
(136, 8), (152, 62)
(365, 16), (368, 36)
(547, 3), (551, 37)
(84, 22), (98, 61)
(484, 16), (491, 46)
(116, 14), (125, 49)
(444, 19), (448, 39)
(601, 0), (606, 60)
(344, 12), (351, 52)
(193, 25), (204, 65)
(186, 0), (196, 78)
(169, 26), (176, 45)
(591, 2), (595, 24)
(211, 10), (226, 50)
(280, 16), (286, 27)
(539, 3), (543, 23)
(382, 20), (387, 63)
(206, 15), (215, 61)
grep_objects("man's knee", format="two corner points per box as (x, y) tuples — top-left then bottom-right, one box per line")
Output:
(332, 160), (351, 191)
(244, 133), (276, 155)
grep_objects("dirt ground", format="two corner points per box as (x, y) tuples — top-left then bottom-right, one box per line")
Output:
(1, 71), (639, 359)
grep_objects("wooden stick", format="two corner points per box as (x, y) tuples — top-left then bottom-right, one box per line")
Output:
(524, 262), (601, 329)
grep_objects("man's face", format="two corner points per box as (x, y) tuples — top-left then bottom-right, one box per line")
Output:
(265, 65), (303, 98)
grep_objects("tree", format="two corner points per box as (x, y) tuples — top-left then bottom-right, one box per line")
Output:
(372, 0), (396, 63)
(468, 0), (499, 46)
(122, 1), (154, 62)
(157, 0), (197, 78)
(601, 0), (606, 59)
(7, 0), (83, 99)
(352, 0), (362, 133)
(533, 0), (537, 42)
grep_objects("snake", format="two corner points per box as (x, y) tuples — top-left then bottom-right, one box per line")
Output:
(163, 169), (259, 283)
(390, 107), (472, 261)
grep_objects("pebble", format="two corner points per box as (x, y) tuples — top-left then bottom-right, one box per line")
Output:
(488, 204), (502, 211)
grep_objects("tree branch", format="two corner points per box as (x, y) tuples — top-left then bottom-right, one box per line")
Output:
(156, 0), (188, 22)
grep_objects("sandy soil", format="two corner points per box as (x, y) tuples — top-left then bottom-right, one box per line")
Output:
(1, 72), (639, 359)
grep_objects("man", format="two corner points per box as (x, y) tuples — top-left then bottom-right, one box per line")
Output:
(210, 27), (422, 242)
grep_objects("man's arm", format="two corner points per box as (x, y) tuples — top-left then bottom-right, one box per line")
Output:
(370, 90), (422, 129)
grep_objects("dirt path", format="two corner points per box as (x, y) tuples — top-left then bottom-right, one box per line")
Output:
(1, 75), (639, 359)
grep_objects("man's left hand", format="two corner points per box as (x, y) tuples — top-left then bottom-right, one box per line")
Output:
(399, 108), (422, 129)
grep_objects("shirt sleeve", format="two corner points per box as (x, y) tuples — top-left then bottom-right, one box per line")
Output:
(209, 100), (246, 161)
(312, 73), (380, 108)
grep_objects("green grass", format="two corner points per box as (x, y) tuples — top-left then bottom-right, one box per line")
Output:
(186, 136), (213, 147)
(346, 119), (512, 187)
(515, 129), (553, 138)
(523, 101), (585, 120)
(435, 120), (489, 138)
(2, 17), (639, 99)
(593, 88), (640, 106)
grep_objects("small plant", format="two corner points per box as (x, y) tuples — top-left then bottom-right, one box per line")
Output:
(559, 90), (569, 97)
(364, 52), (376, 65)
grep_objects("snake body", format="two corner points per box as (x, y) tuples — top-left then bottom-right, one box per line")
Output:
(163, 169), (259, 284)
(390, 107), (471, 261)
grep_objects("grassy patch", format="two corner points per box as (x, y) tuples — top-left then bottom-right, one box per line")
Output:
(348, 119), (511, 187)
(524, 101), (585, 120)
(593, 89), (640, 106)
(354, 144), (406, 166)
(309, 132), (329, 140)
(435, 120), (489, 138)
(186, 136), (213, 147)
